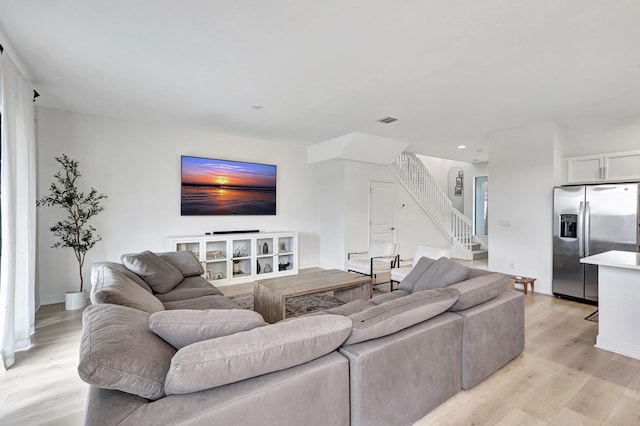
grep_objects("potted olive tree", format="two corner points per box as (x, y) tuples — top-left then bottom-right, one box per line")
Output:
(37, 154), (107, 310)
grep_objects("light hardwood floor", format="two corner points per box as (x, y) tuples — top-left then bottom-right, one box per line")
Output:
(2, 288), (639, 425)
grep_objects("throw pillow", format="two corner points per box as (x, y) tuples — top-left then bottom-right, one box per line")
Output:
(164, 315), (353, 395)
(121, 250), (184, 294)
(448, 273), (510, 311)
(149, 309), (267, 348)
(397, 256), (438, 292)
(78, 304), (176, 401)
(90, 262), (165, 314)
(344, 288), (459, 345)
(411, 257), (469, 293)
(157, 251), (204, 277)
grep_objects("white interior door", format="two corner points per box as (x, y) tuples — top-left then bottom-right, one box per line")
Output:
(370, 181), (396, 241)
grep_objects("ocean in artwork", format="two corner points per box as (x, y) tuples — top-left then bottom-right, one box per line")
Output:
(181, 185), (276, 215)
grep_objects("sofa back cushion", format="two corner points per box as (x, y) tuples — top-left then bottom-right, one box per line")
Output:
(90, 263), (165, 314)
(157, 251), (204, 277)
(344, 288), (459, 345)
(149, 309), (266, 348)
(121, 250), (184, 294)
(164, 315), (353, 395)
(411, 257), (469, 293)
(397, 256), (438, 293)
(78, 304), (176, 401)
(448, 273), (510, 311)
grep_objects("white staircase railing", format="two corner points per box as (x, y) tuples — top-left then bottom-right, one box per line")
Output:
(391, 151), (475, 260)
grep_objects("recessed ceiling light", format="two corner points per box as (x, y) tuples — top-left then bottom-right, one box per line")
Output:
(251, 105), (263, 109)
(377, 116), (398, 124)
(457, 145), (467, 149)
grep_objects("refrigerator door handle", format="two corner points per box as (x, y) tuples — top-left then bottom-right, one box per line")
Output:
(585, 201), (591, 256)
(578, 201), (585, 257)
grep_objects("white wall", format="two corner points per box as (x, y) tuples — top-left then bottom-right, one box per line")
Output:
(314, 159), (347, 269)
(36, 107), (320, 304)
(487, 122), (561, 295)
(561, 116), (640, 157)
(315, 159), (449, 269)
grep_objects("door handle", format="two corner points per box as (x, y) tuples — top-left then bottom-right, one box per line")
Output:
(584, 202), (591, 256)
(390, 227), (396, 231)
(578, 202), (584, 257)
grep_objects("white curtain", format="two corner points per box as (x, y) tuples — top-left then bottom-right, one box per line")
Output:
(0, 52), (36, 371)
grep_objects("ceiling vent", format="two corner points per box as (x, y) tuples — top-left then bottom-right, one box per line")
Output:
(377, 116), (398, 124)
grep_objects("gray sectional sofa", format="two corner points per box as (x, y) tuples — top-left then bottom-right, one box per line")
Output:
(80, 251), (524, 426)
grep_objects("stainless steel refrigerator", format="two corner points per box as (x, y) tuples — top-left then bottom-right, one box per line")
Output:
(553, 183), (640, 302)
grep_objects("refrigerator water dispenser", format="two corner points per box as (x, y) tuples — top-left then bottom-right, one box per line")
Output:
(560, 214), (577, 238)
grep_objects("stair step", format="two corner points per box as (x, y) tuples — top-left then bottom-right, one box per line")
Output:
(470, 243), (482, 251)
(472, 249), (488, 260)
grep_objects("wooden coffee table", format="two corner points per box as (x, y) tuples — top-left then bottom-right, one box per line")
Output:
(253, 268), (372, 323)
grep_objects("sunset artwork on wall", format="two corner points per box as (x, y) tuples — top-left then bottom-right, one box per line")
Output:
(181, 155), (277, 215)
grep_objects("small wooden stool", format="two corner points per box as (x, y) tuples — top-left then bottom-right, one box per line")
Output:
(511, 276), (535, 295)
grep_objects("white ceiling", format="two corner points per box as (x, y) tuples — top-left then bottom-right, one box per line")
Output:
(1, 1), (639, 163)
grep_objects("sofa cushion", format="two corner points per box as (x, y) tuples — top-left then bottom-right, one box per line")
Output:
(344, 288), (459, 345)
(397, 256), (438, 292)
(162, 294), (241, 310)
(155, 276), (223, 303)
(448, 273), (510, 311)
(164, 315), (353, 395)
(149, 309), (267, 348)
(157, 251), (204, 277)
(90, 263), (165, 314)
(412, 257), (469, 293)
(93, 261), (154, 293)
(121, 250), (184, 294)
(78, 304), (176, 401)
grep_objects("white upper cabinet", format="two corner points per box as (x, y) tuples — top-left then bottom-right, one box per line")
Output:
(565, 151), (640, 184)
(604, 152), (640, 182)
(566, 155), (604, 184)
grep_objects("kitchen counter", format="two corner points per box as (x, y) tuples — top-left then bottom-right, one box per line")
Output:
(580, 250), (640, 270)
(581, 250), (640, 360)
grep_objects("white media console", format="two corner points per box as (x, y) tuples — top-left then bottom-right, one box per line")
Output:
(167, 231), (298, 286)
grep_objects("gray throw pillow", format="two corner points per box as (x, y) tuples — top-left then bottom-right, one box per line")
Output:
(397, 256), (438, 292)
(157, 251), (204, 277)
(149, 309), (267, 348)
(164, 315), (353, 395)
(411, 257), (469, 293)
(448, 273), (510, 311)
(90, 263), (165, 314)
(344, 288), (459, 345)
(121, 250), (184, 294)
(78, 304), (176, 401)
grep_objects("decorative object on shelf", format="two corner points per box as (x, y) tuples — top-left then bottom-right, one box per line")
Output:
(207, 250), (221, 259)
(36, 154), (107, 311)
(257, 261), (261, 274)
(233, 262), (241, 274)
(262, 242), (269, 254)
(263, 263), (273, 273)
(278, 262), (290, 271)
(280, 242), (287, 252)
(233, 247), (248, 258)
(215, 272), (223, 280)
(205, 270), (213, 280)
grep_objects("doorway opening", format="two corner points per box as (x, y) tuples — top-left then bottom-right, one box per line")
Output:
(474, 176), (488, 236)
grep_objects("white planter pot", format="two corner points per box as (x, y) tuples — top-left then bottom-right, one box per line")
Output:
(65, 291), (86, 311)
